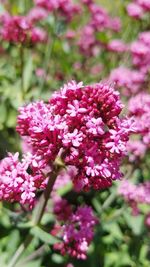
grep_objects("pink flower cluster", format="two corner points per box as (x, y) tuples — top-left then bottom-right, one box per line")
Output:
(53, 198), (72, 221)
(119, 180), (150, 205)
(107, 39), (128, 53)
(0, 153), (36, 205)
(128, 92), (150, 146)
(127, 92), (150, 161)
(35, 0), (81, 21)
(119, 180), (150, 218)
(78, 1), (121, 56)
(53, 203), (98, 259)
(109, 66), (145, 96)
(17, 81), (134, 192)
(87, 2), (121, 32)
(0, 81), (134, 205)
(28, 6), (48, 23)
(127, 0), (150, 19)
(0, 12), (47, 44)
(127, 140), (147, 162)
(131, 31), (150, 73)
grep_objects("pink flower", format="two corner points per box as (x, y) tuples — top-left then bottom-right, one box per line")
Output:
(0, 12), (47, 44)
(137, 0), (150, 11)
(31, 27), (47, 43)
(127, 3), (144, 19)
(107, 39), (128, 53)
(65, 30), (76, 39)
(62, 129), (84, 148)
(78, 2), (121, 56)
(66, 264), (74, 267)
(127, 140), (147, 161)
(78, 25), (96, 56)
(110, 17), (121, 32)
(28, 7), (48, 23)
(119, 180), (150, 217)
(130, 32), (150, 72)
(35, 0), (81, 21)
(34, 0), (59, 11)
(0, 153), (36, 206)
(90, 64), (103, 75)
(53, 205), (98, 259)
(17, 81), (132, 192)
(119, 180), (150, 204)
(35, 68), (46, 78)
(53, 198), (72, 221)
(128, 92), (150, 148)
(109, 66), (146, 95)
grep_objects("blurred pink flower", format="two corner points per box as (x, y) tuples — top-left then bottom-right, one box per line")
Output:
(35, 68), (46, 78)
(109, 66), (145, 95)
(127, 3), (144, 19)
(107, 39), (128, 53)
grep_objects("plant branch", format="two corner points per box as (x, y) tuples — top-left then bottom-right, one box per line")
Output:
(32, 168), (58, 225)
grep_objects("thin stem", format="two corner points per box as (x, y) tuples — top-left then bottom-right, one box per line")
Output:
(8, 166), (60, 267)
(33, 169), (58, 225)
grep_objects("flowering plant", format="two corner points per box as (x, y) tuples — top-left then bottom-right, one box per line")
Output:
(0, 1), (150, 267)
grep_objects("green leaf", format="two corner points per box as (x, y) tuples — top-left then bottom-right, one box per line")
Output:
(16, 259), (42, 267)
(139, 244), (149, 262)
(124, 213), (144, 235)
(138, 203), (150, 213)
(6, 109), (17, 128)
(96, 32), (110, 44)
(17, 221), (34, 229)
(92, 198), (102, 214)
(7, 230), (20, 257)
(0, 103), (7, 124)
(104, 222), (123, 240)
(41, 213), (54, 225)
(51, 253), (65, 264)
(30, 226), (59, 245)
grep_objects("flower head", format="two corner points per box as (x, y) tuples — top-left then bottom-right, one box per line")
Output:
(17, 81), (133, 192)
(53, 204), (98, 259)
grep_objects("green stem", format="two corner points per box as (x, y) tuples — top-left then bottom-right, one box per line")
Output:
(33, 169), (58, 225)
